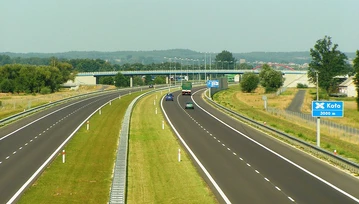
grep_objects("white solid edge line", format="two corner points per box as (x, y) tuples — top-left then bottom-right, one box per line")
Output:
(192, 88), (359, 203)
(6, 96), (116, 204)
(161, 94), (232, 204)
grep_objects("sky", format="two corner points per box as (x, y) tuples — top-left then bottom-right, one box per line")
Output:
(1, 0), (358, 53)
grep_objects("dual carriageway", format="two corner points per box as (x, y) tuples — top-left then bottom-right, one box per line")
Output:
(0, 86), (358, 203)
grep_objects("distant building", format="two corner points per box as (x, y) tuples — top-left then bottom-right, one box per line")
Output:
(338, 76), (357, 97)
(239, 59), (246, 64)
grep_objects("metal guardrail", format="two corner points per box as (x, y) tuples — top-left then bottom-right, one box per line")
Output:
(109, 86), (170, 204)
(0, 88), (132, 127)
(204, 92), (359, 175)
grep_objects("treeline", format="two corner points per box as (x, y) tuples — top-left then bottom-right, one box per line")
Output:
(0, 54), (218, 72)
(0, 62), (74, 94)
(4, 49), (356, 65)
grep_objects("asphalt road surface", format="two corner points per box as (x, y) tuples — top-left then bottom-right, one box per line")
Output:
(0, 88), (140, 203)
(162, 87), (359, 204)
(286, 89), (306, 113)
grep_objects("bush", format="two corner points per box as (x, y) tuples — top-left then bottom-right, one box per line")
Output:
(297, 83), (308, 88)
(40, 87), (51, 95)
(240, 72), (259, 93)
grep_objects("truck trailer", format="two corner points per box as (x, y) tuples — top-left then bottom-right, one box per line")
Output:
(181, 82), (192, 95)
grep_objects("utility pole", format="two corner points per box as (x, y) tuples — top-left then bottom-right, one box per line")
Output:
(316, 71), (320, 147)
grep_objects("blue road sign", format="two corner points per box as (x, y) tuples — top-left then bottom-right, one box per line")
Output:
(206, 80), (219, 88)
(312, 101), (344, 117)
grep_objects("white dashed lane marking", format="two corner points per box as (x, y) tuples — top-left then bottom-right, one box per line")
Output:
(183, 102), (296, 203)
(1, 99), (101, 167)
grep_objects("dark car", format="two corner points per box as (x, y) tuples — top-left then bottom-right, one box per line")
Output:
(185, 101), (194, 109)
(149, 84), (154, 88)
(165, 93), (174, 101)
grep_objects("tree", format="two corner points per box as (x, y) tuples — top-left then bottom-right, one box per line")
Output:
(308, 36), (350, 94)
(240, 72), (259, 92)
(99, 76), (115, 85)
(0, 79), (14, 93)
(114, 73), (129, 87)
(215, 50), (236, 69)
(153, 76), (166, 84)
(259, 64), (284, 93)
(144, 75), (152, 84)
(353, 50), (359, 111)
(56, 62), (75, 83)
(132, 76), (144, 86)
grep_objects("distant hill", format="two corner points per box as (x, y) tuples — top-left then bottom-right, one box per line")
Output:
(1, 49), (356, 65)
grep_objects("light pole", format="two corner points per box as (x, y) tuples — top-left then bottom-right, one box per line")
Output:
(216, 60), (221, 79)
(197, 59), (200, 83)
(316, 71), (320, 147)
(179, 58), (183, 85)
(164, 57), (172, 92)
(174, 57), (177, 86)
(204, 52), (207, 81)
(209, 52), (213, 80)
(186, 58), (189, 81)
(191, 59), (195, 82)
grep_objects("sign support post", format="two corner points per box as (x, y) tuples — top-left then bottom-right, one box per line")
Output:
(312, 101), (344, 147)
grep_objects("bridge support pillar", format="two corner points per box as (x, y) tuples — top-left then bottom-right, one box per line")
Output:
(130, 76), (133, 88)
(166, 76), (169, 84)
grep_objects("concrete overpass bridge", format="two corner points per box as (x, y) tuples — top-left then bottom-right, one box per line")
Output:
(71, 69), (311, 88)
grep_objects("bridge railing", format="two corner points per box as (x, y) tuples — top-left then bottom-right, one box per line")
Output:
(77, 70), (306, 76)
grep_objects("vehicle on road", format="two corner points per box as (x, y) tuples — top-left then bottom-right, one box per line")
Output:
(149, 84), (154, 88)
(185, 101), (194, 109)
(181, 81), (192, 95)
(165, 93), (174, 101)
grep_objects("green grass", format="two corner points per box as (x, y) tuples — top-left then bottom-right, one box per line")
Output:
(127, 93), (217, 203)
(19, 92), (142, 203)
(213, 86), (359, 164)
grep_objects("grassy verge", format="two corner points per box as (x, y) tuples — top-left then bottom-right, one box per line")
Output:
(213, 85), (359, 163)
(127, 93), (217, 203)
(0, 85), (113, 120)
(19, 91), (142, 203)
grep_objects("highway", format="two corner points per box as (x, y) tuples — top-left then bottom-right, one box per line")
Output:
(162, 87), (359, 204)
(0, 88), (138, 203)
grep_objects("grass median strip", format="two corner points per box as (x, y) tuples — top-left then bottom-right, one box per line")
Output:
(127, 93), (217, 203)
(19, 92), (141, 203)
(19, 90), (218, 203)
